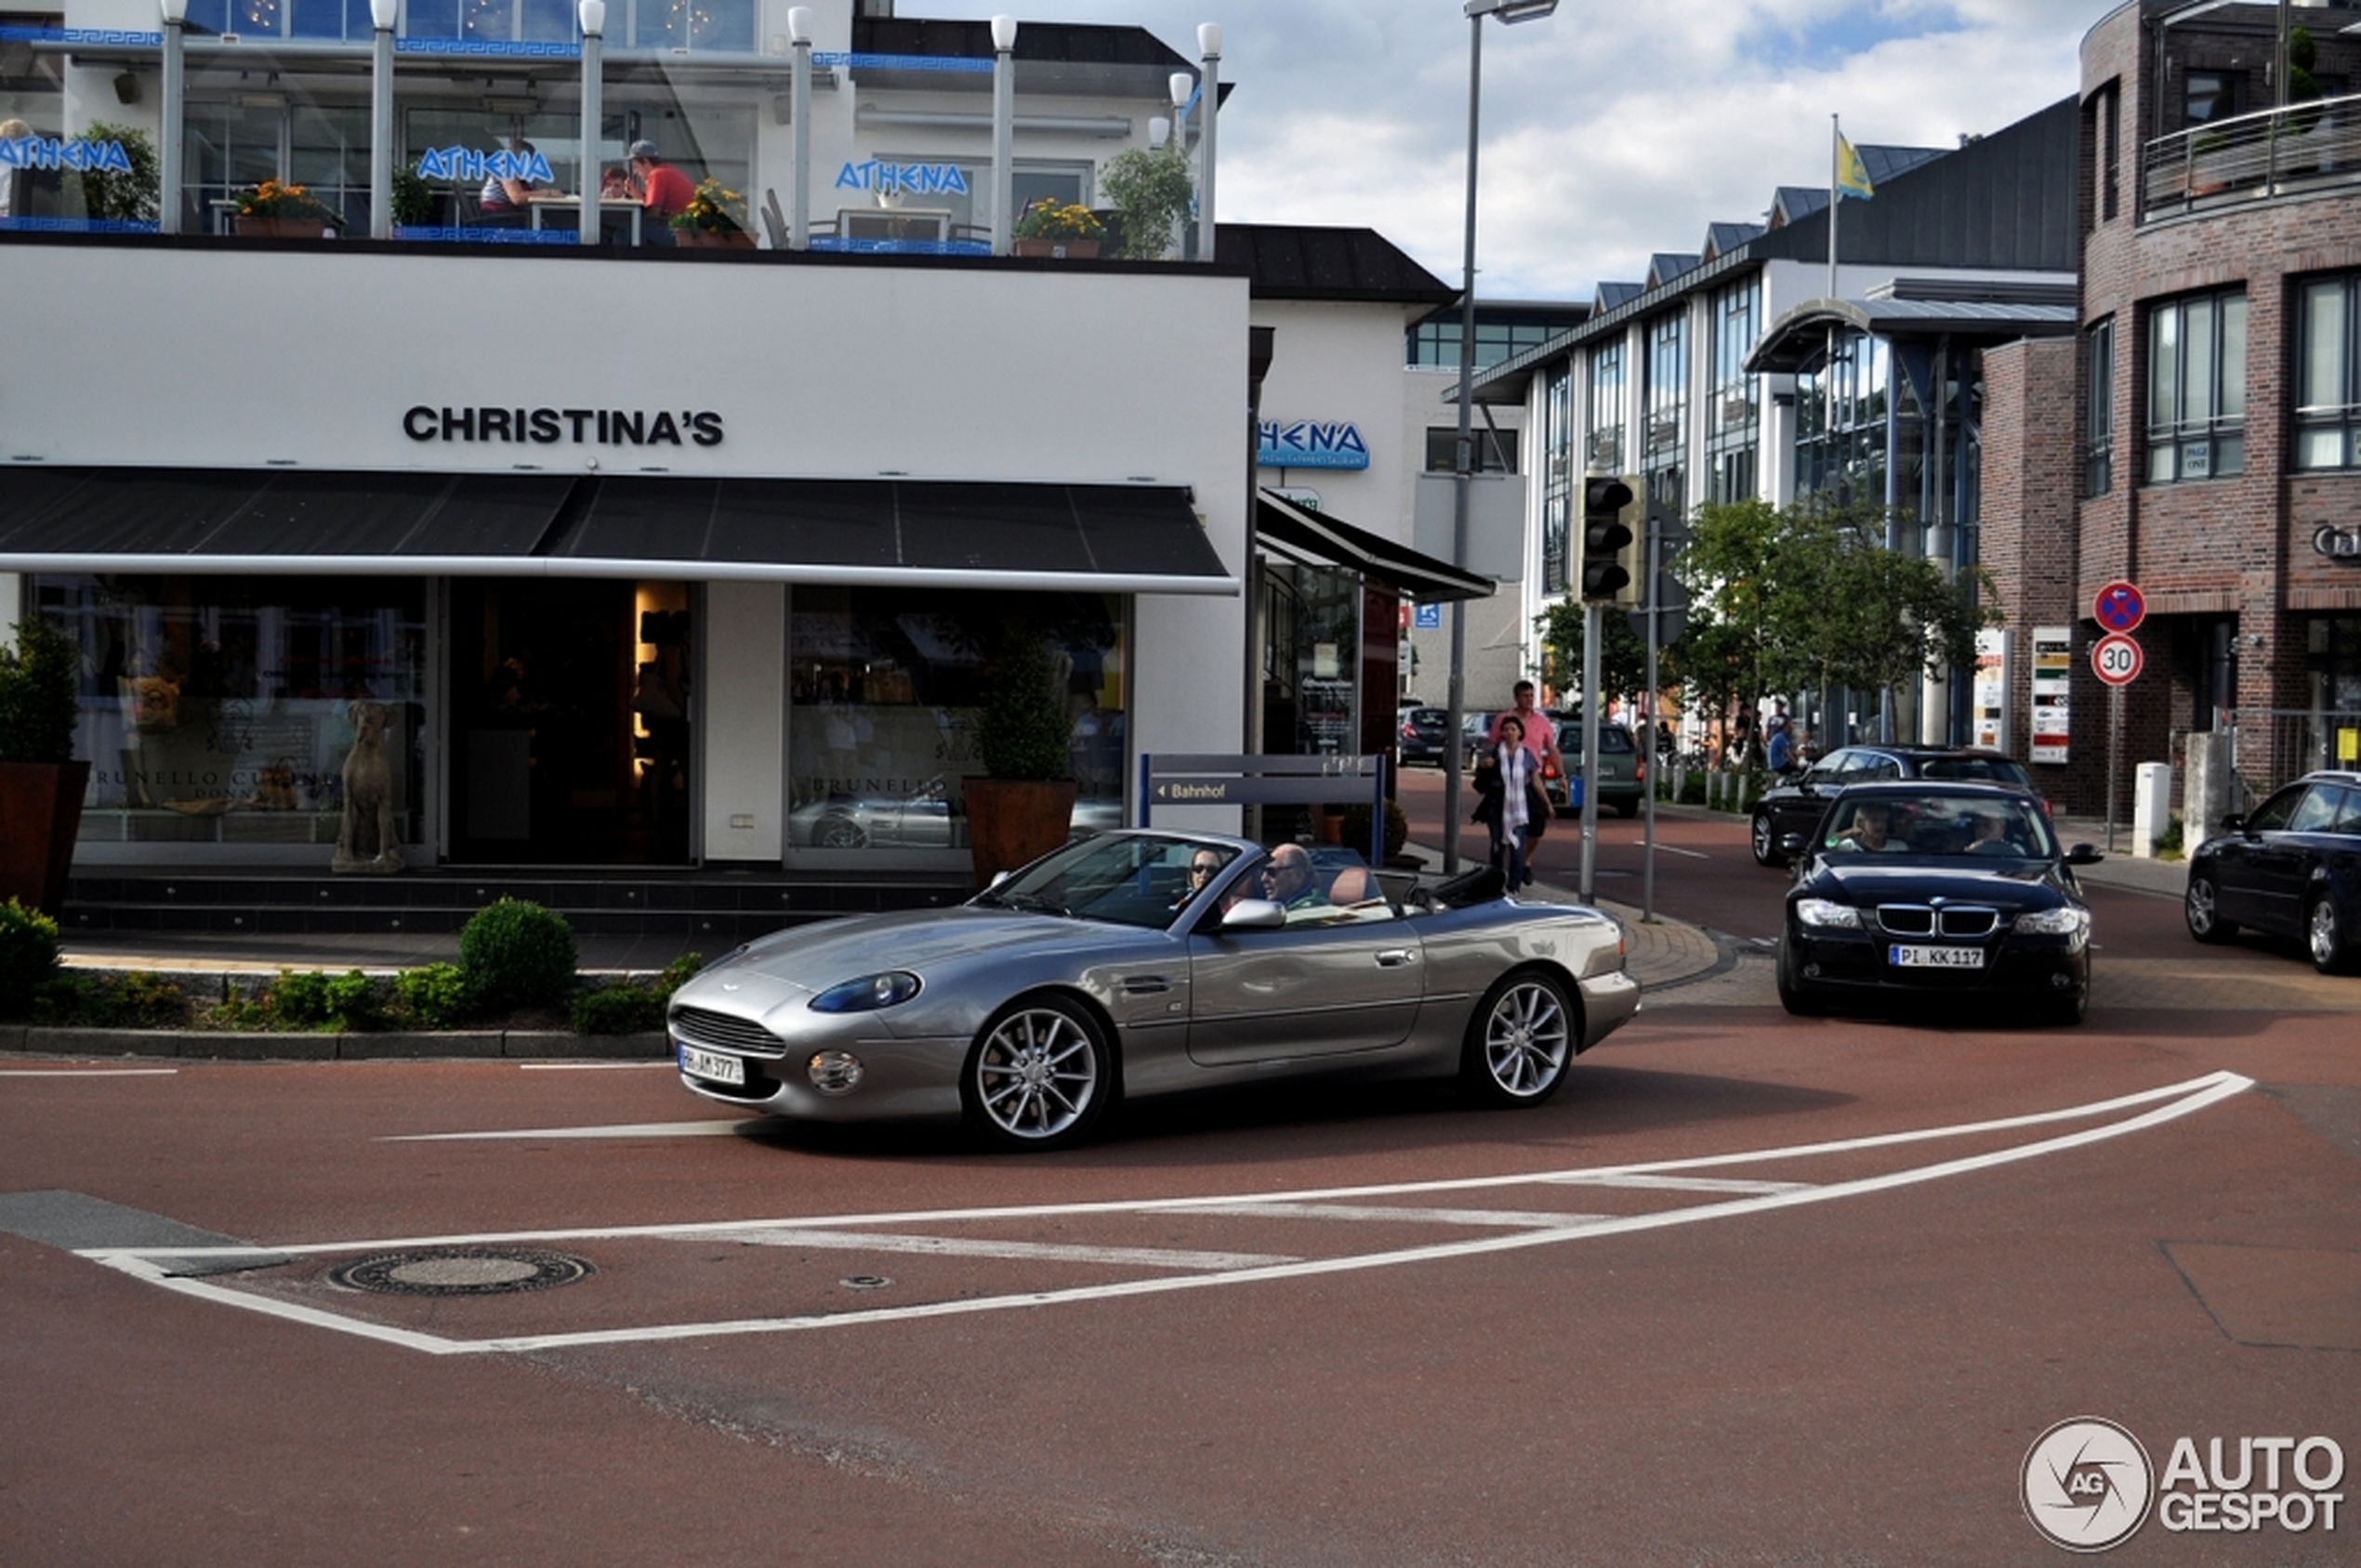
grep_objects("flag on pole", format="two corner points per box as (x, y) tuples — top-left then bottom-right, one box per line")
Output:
(1834, 133), (1875, 201)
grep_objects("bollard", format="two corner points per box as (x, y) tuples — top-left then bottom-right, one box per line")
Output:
(2132, 761), (2172, 859)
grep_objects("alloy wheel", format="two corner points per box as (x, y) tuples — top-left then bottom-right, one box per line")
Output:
(1468, 974), (1572, 1104)
(969, 1000), (1106, 1147)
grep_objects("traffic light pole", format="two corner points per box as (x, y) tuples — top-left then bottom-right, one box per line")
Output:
(1579, 599), (1601, 904)
(1640, 508), (1660, 922)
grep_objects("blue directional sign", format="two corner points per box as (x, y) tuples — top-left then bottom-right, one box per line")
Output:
(2092, 580), (2145, 634)
(1414, 603), (1442, 630)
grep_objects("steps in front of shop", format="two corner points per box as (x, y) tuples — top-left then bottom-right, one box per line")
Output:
(60, 869), (975, 945)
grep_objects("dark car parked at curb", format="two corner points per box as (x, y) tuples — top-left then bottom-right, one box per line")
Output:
(1547, 719), (1643, 818)
(1397, 706), (1462, 768)
(1751, 745), (2041, 866)
(2183, 769), (2361, 975)
(1775, 782), (2102, 1026)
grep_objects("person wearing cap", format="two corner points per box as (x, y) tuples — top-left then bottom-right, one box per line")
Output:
(626, 139), (693, 244)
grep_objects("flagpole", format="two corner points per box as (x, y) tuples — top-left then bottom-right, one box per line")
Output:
(1827, 112), (1840, 300)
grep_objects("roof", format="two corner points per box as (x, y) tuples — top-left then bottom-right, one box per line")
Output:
(1647, 253), (1702, 288)
(853, 17), (1191, 70)
(1218, 224), (1457, 305)
(1746, 296), (2078, 374)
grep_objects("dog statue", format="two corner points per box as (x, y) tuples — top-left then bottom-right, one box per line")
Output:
(333, 701), (405, 874)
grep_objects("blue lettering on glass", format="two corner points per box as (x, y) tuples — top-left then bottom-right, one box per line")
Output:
(835, 159), (970, 197)
(415, 146), (555, 184)
(1257, 420), (1370, 472)
(0, 137), (135, 175)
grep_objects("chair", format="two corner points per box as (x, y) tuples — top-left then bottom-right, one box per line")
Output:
(761, 188), (787, 249)
(1327, 866), (1375, 904)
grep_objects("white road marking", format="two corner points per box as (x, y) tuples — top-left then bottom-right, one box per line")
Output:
(385, 1119), (754, 1140)
(702, 1228), (1297, 1272)
(1173, 1203), (1607, 1229)
(0, 1068), (178, 1077)
(1543, 1174), (1810, 1193)
(81, 1070), (2254, 1356)
(518, 1062), (673, 1072)
(1643, 842), (1710, 860)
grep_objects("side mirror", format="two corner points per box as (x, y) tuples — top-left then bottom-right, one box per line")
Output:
(1778, 832), (1808, 857)
(988, 870), (1013, 889)
(2220, 814), (2245, 835)
(1215, 897), (1286, 931)
(2065, 844), (2104, 866)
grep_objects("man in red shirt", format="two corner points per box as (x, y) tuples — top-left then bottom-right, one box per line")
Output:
(1488, 679), (1563, 777)
(627, 139), (694, 244)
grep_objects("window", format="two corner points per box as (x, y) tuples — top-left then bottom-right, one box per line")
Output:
(2086, 318), (2115, 496)
(1642, 310), (1687, 494)
(1797, 329), (1891, 503)
(2183, 71), (2244, 128)
(1424, 427), (1518, 474)
(1586, 340), (1625, 474)
(1541, 367), (1573, 594)
(1407, 316), (1563, 370)
(2146, 290), (2246, 482)
(2296, 275), (2361, 471)
(2100, 85), (2120, 223)
(1706, 281), (1759, 505)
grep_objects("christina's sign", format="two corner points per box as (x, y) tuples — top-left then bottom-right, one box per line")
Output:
(837, 160), (969, 197)
(415, 145), (555, 184)
(402, 406), (723, 447)
(2315, 524), (2361, 563)
(1258, 420), (1370, 471)
(0, 135), (134, 174)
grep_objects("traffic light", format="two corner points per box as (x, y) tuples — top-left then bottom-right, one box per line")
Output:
(1580, 474), (1640, 604)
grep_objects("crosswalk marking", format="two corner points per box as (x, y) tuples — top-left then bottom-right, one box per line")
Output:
(1542, 1174), (1812, 1194)
(1172, 1203), (1605, 1229)
(700, 1228), (1296, 1272)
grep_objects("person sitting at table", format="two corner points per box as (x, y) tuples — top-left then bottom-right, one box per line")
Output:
(626, 139), (693, 244)
(599, 165), (631, 201)
(478, 138), (554, 219)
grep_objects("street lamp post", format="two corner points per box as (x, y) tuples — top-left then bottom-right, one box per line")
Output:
(1195, 23), (1220, 264)
(368, 0), (397, 240)
(158, 0), (185, 233)
(577, 0), (604, 245)
(991, 14), (1016, 256)
(788, 7), (811, 249)
(1444, 0), (1556, 873)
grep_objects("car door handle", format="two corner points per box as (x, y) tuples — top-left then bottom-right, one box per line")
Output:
(1375, 950), (1416, 968)
(1120, 976), (1172, 995)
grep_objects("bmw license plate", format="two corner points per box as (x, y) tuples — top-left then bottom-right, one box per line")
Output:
(1888, 944), (1984, 969)
(677, 1042), (745, 1086)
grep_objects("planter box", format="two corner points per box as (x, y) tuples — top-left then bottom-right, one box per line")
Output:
(236, 216), (338, 239)
(0, 759), (89, 916)
(963, 777), (1077, 888)
(673, 227), (755, 248)
(1012, 238), (1100, 259)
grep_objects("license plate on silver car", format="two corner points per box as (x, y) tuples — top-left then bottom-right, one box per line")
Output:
(1888, 944), (1984, 969)
(678, 1042), (745, 1085)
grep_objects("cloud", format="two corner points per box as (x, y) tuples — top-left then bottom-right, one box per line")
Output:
(912, 0), (2112, 296)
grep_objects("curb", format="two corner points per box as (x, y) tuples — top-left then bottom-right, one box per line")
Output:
(0, 1026), (669, 1061)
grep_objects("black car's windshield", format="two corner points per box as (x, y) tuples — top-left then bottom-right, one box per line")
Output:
(1821, 794), (2057, 859)
(1919, 756), (2034, 788)
(974, 834), (1238, 929)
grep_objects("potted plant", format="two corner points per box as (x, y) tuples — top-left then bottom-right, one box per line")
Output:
(964, 620), (1077, 887)
(233, 178), (339, 238)
(1097, 145), (1194, 260)
(1011, 198), (1103, 259)
(70, 121), (159, 227)
(0, 612), (89, 917)
(671, 178), (753, 247)
(390, 165), (437, 231)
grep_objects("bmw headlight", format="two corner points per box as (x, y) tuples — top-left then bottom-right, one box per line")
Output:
(2012, 907), (2090, 937)
(810, 971), (922, 1013)
(1795, 898), (1863, 929)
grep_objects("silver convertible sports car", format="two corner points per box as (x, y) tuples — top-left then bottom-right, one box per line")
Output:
(669, 829), (1642, 1149)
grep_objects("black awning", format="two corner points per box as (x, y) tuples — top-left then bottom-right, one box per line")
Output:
(1255, 490), (1492, 603)
(0, 469), (1239, 595)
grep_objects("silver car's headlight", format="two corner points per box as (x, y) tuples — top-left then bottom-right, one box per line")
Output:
(2012, 907), (2089, 937)
(810, 971), (922, 1013)
(1795, 898), (1862, 929)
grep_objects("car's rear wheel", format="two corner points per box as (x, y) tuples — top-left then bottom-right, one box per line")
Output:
(2306, 894), (2353, 975)
(1751, 812), (1781, 866)
(1775, 942), (1827, 1016)
(963, 994), (1112, 1151)
(813, 814), (866, 850)
(1460, 970), (1575, 1107)
(2185, 872), (2236, 943)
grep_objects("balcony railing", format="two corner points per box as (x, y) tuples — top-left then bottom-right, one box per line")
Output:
(2141, 91), (2361, 222)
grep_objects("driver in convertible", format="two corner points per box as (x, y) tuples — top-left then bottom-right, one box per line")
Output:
(1260, 844), (1328, 911)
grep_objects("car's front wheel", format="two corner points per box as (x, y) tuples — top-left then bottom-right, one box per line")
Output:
(1751, 812), (1780, 866)
(2185, 872), (2236, 943)
(963, 994), (1113, 1151)
(2307, 894), (2354, 975)
(812, 814), (866, 850)
(1775, 942), (1827, 1016)
(1460, 970), (1575, 1107)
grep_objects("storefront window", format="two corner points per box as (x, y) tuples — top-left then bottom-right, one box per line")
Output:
(1259, 561), (1359, 758)
(786, 588), (1126, 852)
(36, 574), (425, 850)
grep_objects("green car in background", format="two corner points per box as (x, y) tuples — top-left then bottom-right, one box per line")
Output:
(1548, 719), (1645, 818)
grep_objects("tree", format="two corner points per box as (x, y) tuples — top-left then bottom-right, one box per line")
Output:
(1097, 146), (1194, 260)
(1537, 596), (1679, 716)
(73, 123), (159, 224)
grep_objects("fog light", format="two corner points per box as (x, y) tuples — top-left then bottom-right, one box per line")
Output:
(1803, 963), (1822, 979)
(808, 1051), (864, 1094)
(2051, 972), (2073, 989)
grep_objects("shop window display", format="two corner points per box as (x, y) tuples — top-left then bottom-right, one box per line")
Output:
(786, 588), (1125, 852)
(37, 575), (425, 850)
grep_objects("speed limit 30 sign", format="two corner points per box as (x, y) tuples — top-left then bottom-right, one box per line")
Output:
(2091, 631), (2143, 686)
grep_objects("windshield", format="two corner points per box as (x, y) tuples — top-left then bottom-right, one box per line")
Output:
(1820, 794), (2057, 859)
(1919, 756), (2033, 787)
(973, 834), (1238, 929)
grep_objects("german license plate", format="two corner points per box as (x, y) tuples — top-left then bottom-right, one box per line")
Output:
(677, 1042), (745, 1086)
(1888, 944), (1983, 969)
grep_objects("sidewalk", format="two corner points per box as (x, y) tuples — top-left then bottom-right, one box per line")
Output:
(2050, 813), (2190, 899)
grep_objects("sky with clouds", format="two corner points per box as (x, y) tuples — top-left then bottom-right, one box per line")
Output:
(914, 0), (2123, 300)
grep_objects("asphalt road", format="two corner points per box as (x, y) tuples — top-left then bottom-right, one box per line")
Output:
(7, 866), (2359, 1565)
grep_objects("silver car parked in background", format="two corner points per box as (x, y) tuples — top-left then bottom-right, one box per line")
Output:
(670, 830), (1642, 1149)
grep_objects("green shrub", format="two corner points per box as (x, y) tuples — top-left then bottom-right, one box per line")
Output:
(0, 614), (81, 765)
(0, 899), (62, 1020)
(30, 970), (190, 1029)
(458, 899), (577, 1011)
(1340, 799), (1411, 863)
(264, 968), (380, 1032)
(656, 951), (706, 995)
(976, 622), (1072, 782)
(571, 984), (665, 1034)
(393, 963), (474, 1030)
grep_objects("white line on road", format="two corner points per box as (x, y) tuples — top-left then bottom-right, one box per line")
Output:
(1642, 842), (1711, 859)
(1172, 1203), (1608, 1229)
(701, 1228), (1298, 1272)
(518, 1062), (674, 1072)
(81, 1070), (2254, 1356)
(1542, 1174), (1810, 1193)
(384, 1119), (754, 1140)
(0, 1068), (178, 1077)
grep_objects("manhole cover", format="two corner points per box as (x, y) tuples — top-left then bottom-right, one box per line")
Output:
(330, 1247), (594, 1297)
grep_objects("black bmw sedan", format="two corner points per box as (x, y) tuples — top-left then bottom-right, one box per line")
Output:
(2183, 769), (2361, 974)
(1776, 782), (2103, 1025)
(1750, 745), (2041, 866)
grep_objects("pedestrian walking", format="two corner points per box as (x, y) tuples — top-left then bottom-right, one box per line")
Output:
(1471, 714), (1548, 893)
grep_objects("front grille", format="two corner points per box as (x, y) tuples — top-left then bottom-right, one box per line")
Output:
(1876, 905), (1999, 939)
(670, 1004), (787, 1058)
